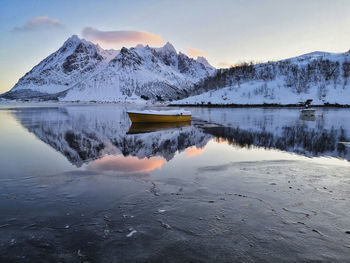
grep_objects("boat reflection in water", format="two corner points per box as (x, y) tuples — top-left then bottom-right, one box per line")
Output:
(299, 113), (316, 121)
(127, 121), (191, 134)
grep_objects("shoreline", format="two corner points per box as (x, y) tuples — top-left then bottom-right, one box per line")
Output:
(1, 101), (350, 109)
(169, 103), (350, 108)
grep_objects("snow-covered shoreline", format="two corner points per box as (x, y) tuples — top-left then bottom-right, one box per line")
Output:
(170, 103), (350, 108)
(1, 100), (350, 109)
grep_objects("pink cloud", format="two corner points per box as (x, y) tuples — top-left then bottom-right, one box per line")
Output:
(185, 147), (206, 158)
(13, 16), (63, 32)
(187, 47), (206, 59)
(82, 27), (166, 47)
(87, 155), (166, 173)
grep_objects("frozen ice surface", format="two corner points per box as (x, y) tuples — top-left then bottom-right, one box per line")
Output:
(126, 230), (137, 238)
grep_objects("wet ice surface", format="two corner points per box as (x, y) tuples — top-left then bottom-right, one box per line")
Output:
(0, 104), (350, 262)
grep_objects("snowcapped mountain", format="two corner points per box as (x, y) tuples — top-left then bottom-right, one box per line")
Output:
(6, 35), (119, 99)
(196, 56), (214, 72)
(173, 50), (350, 105)
(62, 41), (216, 102)
(4, 34), (349, 105)
(2, 36), (215, 101)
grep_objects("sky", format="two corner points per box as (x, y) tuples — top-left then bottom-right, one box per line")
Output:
(0, 0), (350, 93)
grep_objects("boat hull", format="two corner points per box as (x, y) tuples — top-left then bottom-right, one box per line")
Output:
(127, 112), (191, 123)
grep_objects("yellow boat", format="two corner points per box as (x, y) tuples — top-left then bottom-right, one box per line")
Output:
(127, 109), (191, 123)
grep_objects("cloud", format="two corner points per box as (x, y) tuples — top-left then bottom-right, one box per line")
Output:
(187, 47), (206, 58)
(13, 16), (63, 32)
(82, 27), (165, 47)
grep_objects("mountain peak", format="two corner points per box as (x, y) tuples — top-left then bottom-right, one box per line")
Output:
(61, 35), (98, 51)
(135, 44), (145, 49)
(63, 35), (81, 45)
(120, 47), (129, 53)
(161, 41), (177, 54)
(196, 56), (209, 64)
(196, 56), (215, 69)
(69, 34), (80, 41)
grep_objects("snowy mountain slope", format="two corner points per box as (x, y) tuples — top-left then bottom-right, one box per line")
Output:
(62, 42), (216, 102)
(173, 50), (350, 105)
(7, 35), (119, 98)
(4, 34), (349, 104)
(2, 36), (215, 102)
(196, 56), (215, 72)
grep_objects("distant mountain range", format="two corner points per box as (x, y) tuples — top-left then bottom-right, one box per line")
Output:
(1, 35), (350, 105)
(1, 35), (215, 102)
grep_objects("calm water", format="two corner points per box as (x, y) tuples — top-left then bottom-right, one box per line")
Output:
(0, 104), (350, 262)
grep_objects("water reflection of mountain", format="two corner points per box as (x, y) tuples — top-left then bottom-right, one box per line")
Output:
(114, 126), (209, 161)
(191, 108), (350, 161)
(12, 106), (211, 166)
(12, 106), (350, 165)
(205, 125), (349, 160)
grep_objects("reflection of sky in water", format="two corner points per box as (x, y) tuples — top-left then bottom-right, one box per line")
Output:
(0, 110), (74, 178)
(0, 105), (350, 181)
(185, 146), (206, 158)
(84, 146), (208, 174)
(86, 155), (166, 173)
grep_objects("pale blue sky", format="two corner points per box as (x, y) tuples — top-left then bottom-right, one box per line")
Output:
(1, 0), (350, 93)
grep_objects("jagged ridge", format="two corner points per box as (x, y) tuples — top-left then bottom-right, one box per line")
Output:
(2, 36), (215, 102)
